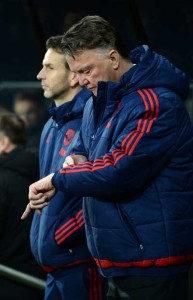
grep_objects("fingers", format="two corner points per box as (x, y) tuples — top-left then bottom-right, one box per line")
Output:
(21, 203), (31, 220)
(29, 189), (55, 208)
(21, 174), (56, 220)
(37, 209), (42, 215)
(63, 154), (88, 168)
(30, 201), (48, 210)
(30, 196), (48, 206)
(28, 174), (55, 201)
(63, 155), (75, 168)
(28, 182), (44, 200)
(21, 202), (47, 220)
(28, 173), (55, 197)
(28, 191), (44, 201)
(71, 154), (88, 164)
(44, 189), (56, 200)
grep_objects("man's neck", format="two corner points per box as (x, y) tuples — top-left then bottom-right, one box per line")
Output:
(118, 59), (134, 81)
(54, 86), (82, 107)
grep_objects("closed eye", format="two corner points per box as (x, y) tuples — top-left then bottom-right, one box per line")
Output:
(84, 70), (90, 74)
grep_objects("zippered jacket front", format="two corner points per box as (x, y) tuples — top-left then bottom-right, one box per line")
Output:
(30, 88), (94, 270)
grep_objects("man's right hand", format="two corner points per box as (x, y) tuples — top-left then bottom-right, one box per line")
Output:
(21, 173), (56, 219)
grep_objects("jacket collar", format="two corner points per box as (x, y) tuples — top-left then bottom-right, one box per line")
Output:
(48, 87), (92, 125)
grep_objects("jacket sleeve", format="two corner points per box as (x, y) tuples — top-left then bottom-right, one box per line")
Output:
(52, 91), (188, 197)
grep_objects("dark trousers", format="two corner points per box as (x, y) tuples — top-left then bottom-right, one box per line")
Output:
(107, 272), (188, 300)
(45, 264), (108, 300)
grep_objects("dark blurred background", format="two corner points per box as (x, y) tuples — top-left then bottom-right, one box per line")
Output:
(0, 0), (193, 113)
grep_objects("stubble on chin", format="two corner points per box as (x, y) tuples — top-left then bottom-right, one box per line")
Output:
(44, 91), (52, 99)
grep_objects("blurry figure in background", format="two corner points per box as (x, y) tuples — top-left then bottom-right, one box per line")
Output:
(0, 112), (46, 300)
(13, 90), (49, 149)
(0, 101), (10, 113)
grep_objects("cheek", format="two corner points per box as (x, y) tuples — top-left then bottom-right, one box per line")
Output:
(102, 64), (114, 81)
(95, 63), (112, 82)
(47, 80), (59, 92)
(92, 69), (104, 83)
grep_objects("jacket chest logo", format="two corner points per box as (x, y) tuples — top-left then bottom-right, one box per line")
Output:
(63, 128), (75, 146)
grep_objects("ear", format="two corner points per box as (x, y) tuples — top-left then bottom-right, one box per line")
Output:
(69, 72), (79, 88)
(108, 49), (120, 70)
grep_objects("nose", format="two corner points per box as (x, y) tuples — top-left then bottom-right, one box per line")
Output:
(37, 68), (44, 80)
(78, 74), (89, 87)
(82, 78), (89, 86)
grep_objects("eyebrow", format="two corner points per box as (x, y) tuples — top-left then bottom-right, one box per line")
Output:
(77, 64), (93, 73)
(43, 63), (54, 67)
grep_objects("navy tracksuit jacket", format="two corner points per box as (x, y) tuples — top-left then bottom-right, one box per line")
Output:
(52, 45), (193, 278)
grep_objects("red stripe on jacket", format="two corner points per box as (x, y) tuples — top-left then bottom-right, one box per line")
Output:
(94, 254), (193, 269)
(59, 88), (159, 174)
(42, 258), (95, 272)
(55, 209), (84, 245)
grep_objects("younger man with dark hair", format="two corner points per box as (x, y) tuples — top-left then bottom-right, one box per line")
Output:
(29, 35), (107, 300)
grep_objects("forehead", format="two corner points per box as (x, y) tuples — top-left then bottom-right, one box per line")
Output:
(43, 48), (65, 65)
(66, 49), (107, 72)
